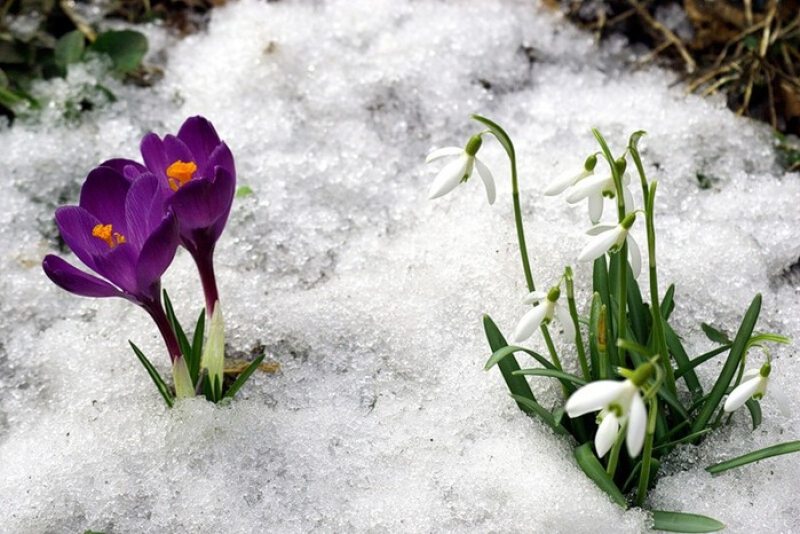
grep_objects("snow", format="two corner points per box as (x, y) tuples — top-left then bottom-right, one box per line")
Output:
(0, 0), (798, 532)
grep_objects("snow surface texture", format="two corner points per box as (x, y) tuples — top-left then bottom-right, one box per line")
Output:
(1, 0), (798, 532)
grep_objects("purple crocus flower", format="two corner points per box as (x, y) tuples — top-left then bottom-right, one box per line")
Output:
(106, 116), (236, 315)
(42, 167), (185, 366)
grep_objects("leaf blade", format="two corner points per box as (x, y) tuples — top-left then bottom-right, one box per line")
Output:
(651, 510), (725, 533)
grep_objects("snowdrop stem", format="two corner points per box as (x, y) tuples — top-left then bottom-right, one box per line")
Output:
(565, 267), (590, 380)
(605, 425), (626, 478)
(634, 397), (659, 506)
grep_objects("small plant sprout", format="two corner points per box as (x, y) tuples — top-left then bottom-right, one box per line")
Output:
(433, 115), (795, 531)
(512, 285), (574, 342)
(544, 154), (598, 196)
(578, 213), (642, 278)
(43, 116), (264, 407)
(426, 133), (496, 204)
(724, 362), (771, 412)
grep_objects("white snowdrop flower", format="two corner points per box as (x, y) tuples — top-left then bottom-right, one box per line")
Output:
(577, 213), (642, 278)
(426, 134), (496, 204)
(544, 154), (597, 196)
(724, 363), (771, 412)
(565, 172), (634, 224)
(565, 362), (654, 458)
(512, 286), (574, 342)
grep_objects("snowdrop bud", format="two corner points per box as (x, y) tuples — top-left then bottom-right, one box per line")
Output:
(584, 154), (598, 172)
(464, 134), (483, 156)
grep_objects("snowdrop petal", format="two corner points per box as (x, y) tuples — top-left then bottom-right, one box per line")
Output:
(755, 376), (769, 397)
(626, 234), (642, 278)
(742, 368), (760, 381)
(565, 380), (626, 418)
(545, 169), (588, 196)
(428, 155), (468, 200)
(578, 226), (624, 263)
(626, 392), (647, 457)
(585, 224), (617, 236)
(554, 303), (575, 339)
(588, 193), (603, 224)
(623, 185), (634, 214)
(595, 413), (620, 457)
(512, 303), (549, 343)
(425, 146), (463, 163)
(474, 157), (496, 205)
(565, 174), (608, 203)
(522, 290), (548, 304)
(723, 376), (761, 412)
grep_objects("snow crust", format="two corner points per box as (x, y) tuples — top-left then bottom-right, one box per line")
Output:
(0, 0), (798, 532)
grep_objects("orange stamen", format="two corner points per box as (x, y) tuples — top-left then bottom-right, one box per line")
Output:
(92, 223), (126, 249)
(166, 160), (198, 191)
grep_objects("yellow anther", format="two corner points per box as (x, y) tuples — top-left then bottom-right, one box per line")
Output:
(166, 160), (198, 191)
(92, 223), (126, 249)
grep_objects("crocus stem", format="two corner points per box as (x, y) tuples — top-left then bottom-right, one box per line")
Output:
(190, 246), (220, 315)
(144, 299), (183, 363)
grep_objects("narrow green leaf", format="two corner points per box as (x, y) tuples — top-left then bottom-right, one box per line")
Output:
(236, 185), (254, 198)
(701, 323), (732, 345)
(189, 309), (206, 382)
(91, 30), (148, 73)
(707, 440), (800, 475)
(626, 263), (649, 344)
(665, 323), (703, 400)
(655, 429), (712, 450)
(224, 354), (265, 399)
(651, 510), (725, 533)
(129, 341), (174, 408)
(485, 345), (554, 372)
(471, 114), (515, 162)
(573, 443), (627, 508)
(54, 30), (85, 69)
(512, 368), (586, 387)
(588, 292), (602, 379)
(483, 315), (537, 411)
(657, 384), (689, 421)
(163, 290), (192, 360)
(509, 394), (567, 434)
(745, 399), (762, 430)
(675, 344), (730, 378)
(691, 294), (761, 435)
(660, 284), (675, 320)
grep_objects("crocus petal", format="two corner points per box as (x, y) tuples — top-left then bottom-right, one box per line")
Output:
(724, 377), (762, 412)
(626, 234), (642, 278)
(207, 166), (237, 242)
(92, 243), (139, 294)
(554, 303), (575, 339)
(588, 193), (603, 224)
(124, 173), (164, 251)
(177, 116), (222, 173)
(595, 412), (620, 457)
(626, 392), (647, 457)
(55, 206), (108, 271)
(565, 380), (626, 418)
(135, 212), (179, 298)
(42, 255), (123, 299)
(425, 146), (463, 163)
(522, 290), (548, 304)
(100, 158), (148, 182)
(474, 157), (496, 205)
(428, 155), (468, 200)
(512, 303), (549, 343)
(168, 166), (236, 237)
(140, 133), (169, 182)
(566, 174), (609, 203)
(79, 166), (131, 234)
(578, 226), (624, 263)
(204, 142), (236, 182)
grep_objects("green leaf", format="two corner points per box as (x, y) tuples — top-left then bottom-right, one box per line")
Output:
(626, 263), (649, 344)
(660, 284), (675, 320)
(189, 309), (206, 382)
(691, 294), (761, 435)
(654, 429), (712, 450)
(628, 130), (647, 150)
(163, 290), (192, 360)
(471, 114), (515, 162)
(485, 345), (554, 372)
(236, 185), (254, 198)
(224, 354), (265, 399)
(483, 315), (537, 411)
(509, 394), (567, 434)
(54, 30), (85, 69)
(745, 399), (762, 430)
(91, 30), (148, 73)
(651, 510), (725, 533)
(512, 368), (586, 387)
(573, 443), (627, 508)
(665, 323), (703, 400)
(701, 323), (732, 345)
(675, 344), (730, 379)
(129, 341), (174, 408)
(706, 440), (800, 475)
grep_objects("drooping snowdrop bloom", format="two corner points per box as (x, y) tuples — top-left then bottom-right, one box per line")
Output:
(577, 212), (642, 278)
(724, 362), (771, 412)
(426, 134), (496, 204)
(512, 286), (574, 342)
(565, 362), (654, 458)
(544, 154), (597, 196)
(565, 172), (634, 224)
